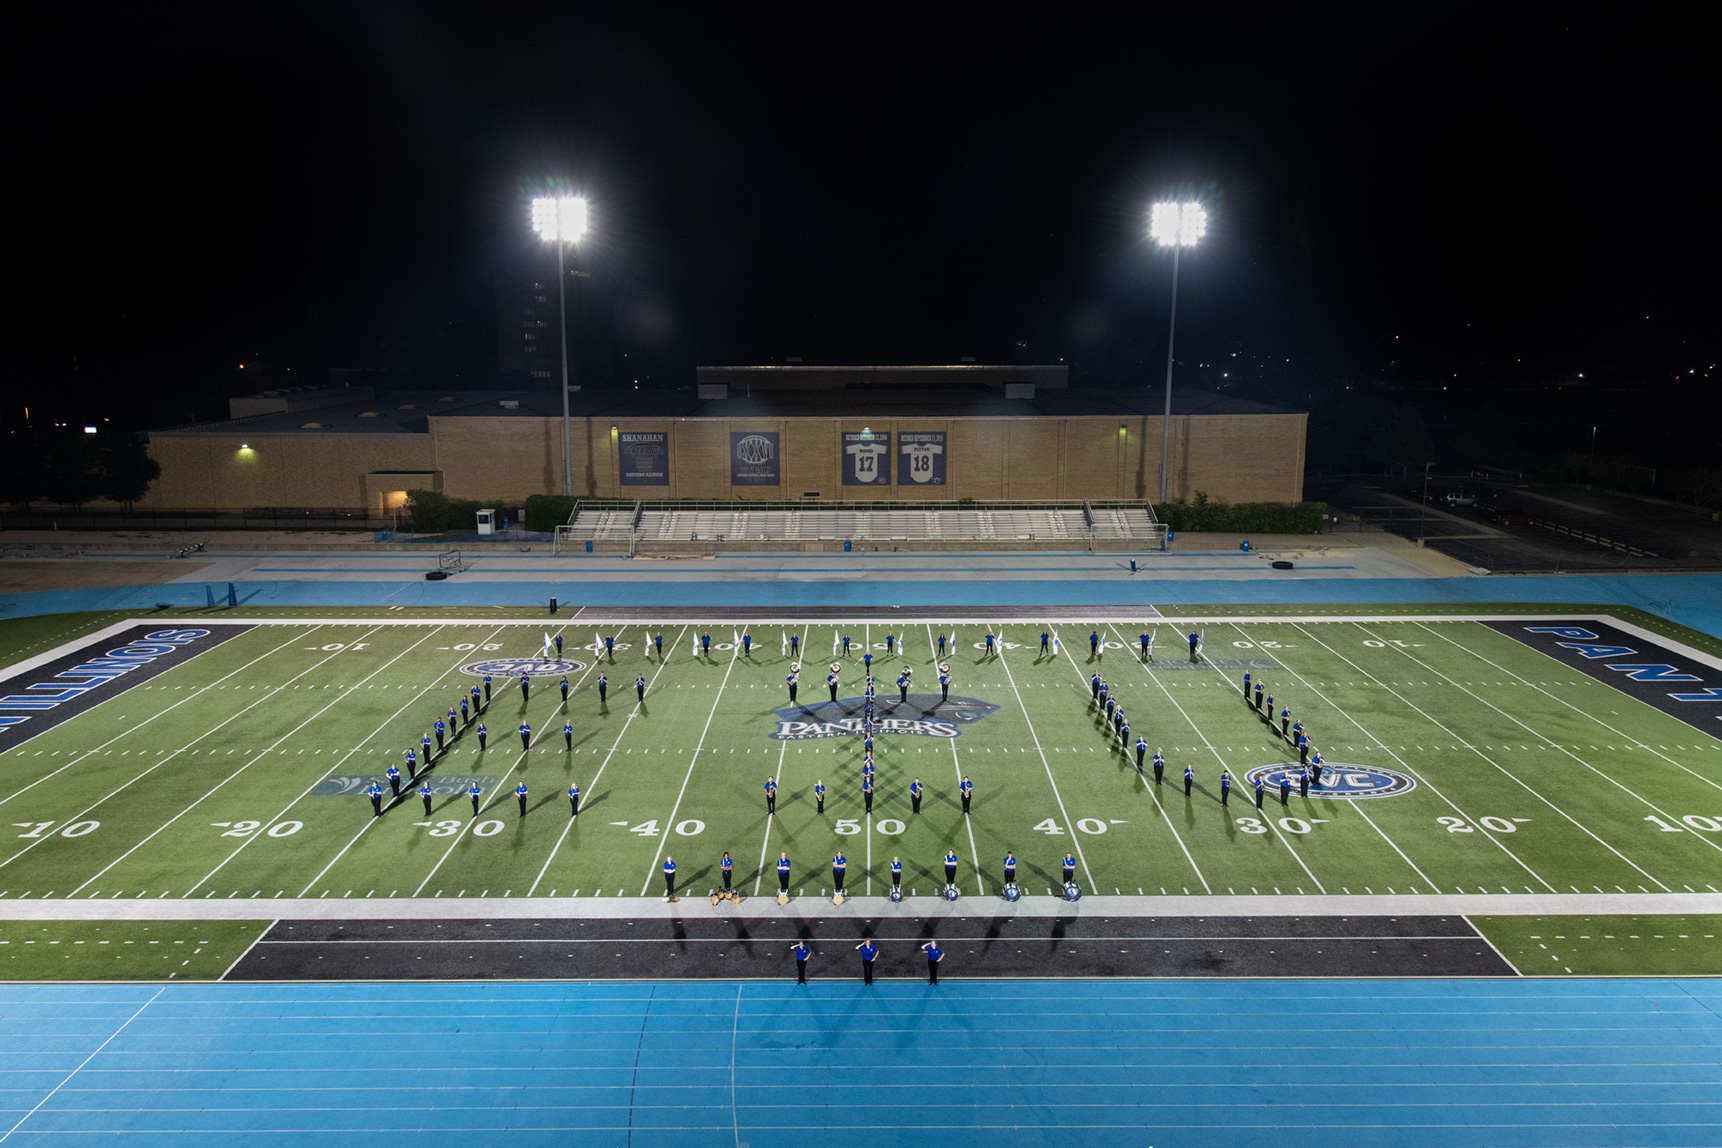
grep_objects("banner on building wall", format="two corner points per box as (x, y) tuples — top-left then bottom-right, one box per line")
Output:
(618, 431), (669, 486)
(730, 431), (780, 485)
(841, 430), (892, 486)
(898, 431), (947, 486)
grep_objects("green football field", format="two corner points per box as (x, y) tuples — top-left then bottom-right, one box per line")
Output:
(1, 614), (1720, 908)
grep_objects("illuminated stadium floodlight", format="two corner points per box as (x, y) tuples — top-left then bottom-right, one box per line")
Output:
(1149, 201), (1206, 502)
(532, 195), (588, 496)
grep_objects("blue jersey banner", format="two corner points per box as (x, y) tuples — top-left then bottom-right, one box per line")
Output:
(618, 431), (669, 486)
(730, 431), (780, 486)
(899, 431), (946, 486)
(842, 430), (892, 486)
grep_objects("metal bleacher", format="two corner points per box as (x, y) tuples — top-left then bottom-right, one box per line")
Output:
(557, 499), (1164, 550)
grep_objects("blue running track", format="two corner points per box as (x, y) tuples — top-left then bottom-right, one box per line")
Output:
(3, 979), (1719, 1147)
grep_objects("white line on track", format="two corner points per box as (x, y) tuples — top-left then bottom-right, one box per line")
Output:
(527, 627), (688, 897)
(219, 918), (277, 979)
(1293, 621), (1669, 890)
(1104, 623), (1325, 892)
(639, 624), (746, 896)
(1225, 620), (1555, 890)
(67, 625), (402, 896)
(1051, 626), (1209, 892)
(1355, 620), (1722, 863)
(0, 986), (162, 1144)
(1415, 620), (1722, 799)
(0, 625), (321, 811)
(185, 623), (507, 896)
(0, 630), (363, 874)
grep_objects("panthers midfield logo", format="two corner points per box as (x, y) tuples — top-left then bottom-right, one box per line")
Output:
(770, 694), (1000, 740)
(461, 658), (586, 678)
(1243, 764), (1416, 799)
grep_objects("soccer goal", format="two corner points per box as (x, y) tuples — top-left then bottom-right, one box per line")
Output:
(438, 549), (465, 574)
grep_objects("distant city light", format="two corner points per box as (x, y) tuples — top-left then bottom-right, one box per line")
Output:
(532, 196), (588, 242)
(1149, 202), (1206, 246)
(83, 426), (97, 434)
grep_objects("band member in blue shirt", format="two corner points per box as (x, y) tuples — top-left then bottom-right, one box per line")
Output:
(386, 762), (402, 796)
(764, 777), (777, 814)
(519, 673), (531, 702)
(786, 667), (799, 703)
(554, 633), (564, 655)
(862, 775), (873, 814)
(937, 633), (947, 656)
(461, 696), (470, 724)
(1254, 772), (1266, 810)
(597, 673), (608, 704)
(421, 733), (433, 762)
(856, 937), (879, 984)
(1090, 631), (1100, 656)
(777, 852), (792, 894)
(985, 631), (996, 656)
(1152, 749), (1165, 786)
(635, 675), (646, 703)
(662, 855), (676, 899)
(742, 632), (752, 657)
(483, 673), (492, 701)
(897, 672), (909, 702)
(791, 941), (811, 983)
(1184, 762), (1194, 797)
(827, 671), (839, 702)
(910, 778), (923, 814)
(468, 780), (483, 816)
(515, 781), (529, 816)
(654, 633), (664, 657)
(1002, 851), (1017, 887)
(943, 850), (959, 887)
(891, 856), (902, 891)
(701, 632), (711, 656)
(419, 780), (434, 816)
(960, 776), (973, 814)
(1091, 671), (1101, 700)
(832, 851), (847, 895)
(1135, 736), (1148, 770)
(567, 781), (579, 818)
(938, 668), (951, 702)
(1219, 768), (1231, 806)
(1243, 671), (1252, 699)
(814, 780), (825, 814)
(563, 720), (573, 750)
(471, 684), (482, 713)
(1062, 853), (1076, 886)
(518, 721), (530, 751)
(475, 722), (487, 750)
(560, 676), (570, 702)
(921, 939), (943, 984)
(1040, 631), (1050, 654)
(720, 851), (733, 892)
(367, 781), (384, 817)
(1279, 770), (1292, 806)
(605, 634), (616, 659)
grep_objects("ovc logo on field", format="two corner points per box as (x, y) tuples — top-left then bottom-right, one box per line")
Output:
(461, 658), (585, 678)
(313, 774), (499, 797)
(770, 694), (1000, 740)
(1243, 764), (1416, 800)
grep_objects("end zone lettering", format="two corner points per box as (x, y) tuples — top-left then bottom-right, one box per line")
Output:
(0, 626), (246, 741)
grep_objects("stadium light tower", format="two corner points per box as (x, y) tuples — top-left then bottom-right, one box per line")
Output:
(1149, 201), (1206, 504)
(531, 195), (588, 496)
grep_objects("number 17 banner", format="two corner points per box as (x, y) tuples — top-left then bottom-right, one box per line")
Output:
(842, 430), (891, 486)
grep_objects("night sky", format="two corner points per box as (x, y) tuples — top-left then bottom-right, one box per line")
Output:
(8, 3), (1716, 448)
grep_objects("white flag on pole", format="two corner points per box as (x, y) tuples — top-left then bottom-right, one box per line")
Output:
(781, 632), (787, 654)
(542, 631), (554, 656)
(1051, 632), (1059, 654)
(899, 631), (907, 659)
(691, 630), (699, 657)
(594, 631), (602, 656)
(832, 631), (839, 656)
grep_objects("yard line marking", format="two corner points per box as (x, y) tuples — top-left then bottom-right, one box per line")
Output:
(1264, 623), (1556, 890)
(1300, 622), (1668, 890)
(218, 918), (277, 980)
(528, 627), (685, 896)
(1055, 625), (1208, 892)
(0, 630), (362, 874)
(69, 624), (403, 896)
(1348, 620), (1695, 880)
(0, 626), (321, 811)
(639, 623), (747, 896)
(0, 986), (163, 1144)
(990, 623), (1087, 892)
(1219, 623), (1438, 891)
(1419, 620), (1722, 797)
(277, 623), (569, 896)
(929, 624), (990, 894)
(186, 623), (502, 896)
(1106, 623), (1322, 891)
(751, 716), (792, 898)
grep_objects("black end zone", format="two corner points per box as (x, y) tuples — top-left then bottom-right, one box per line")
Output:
(225, 915), (1515, 980)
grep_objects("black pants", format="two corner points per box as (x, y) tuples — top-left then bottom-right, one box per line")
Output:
(1299, 743), (1310, 764)
(663, 873), (674, 897)
(830, 685), (839, 702)
(518, 795), (528, 816)
(565, 733), (572, 749)
(941, 687), (948, 702)
(599, 685), (607, 703)
(1254, 691), (1262, 709)
(1091, 682), (1100, 699)
(834, 872), (845, 893)
(520, 735), (529, 750)
(1281, 718), (1290, 738)
(1042, 641), (1049, 653)
(1280, 787), (1290, 806)
(478, 735), (486, 749)
(485, 684), (492, 700)
(462, 707), (469, 723)
(864, 791), (873, 813)
(1255, 791), (1264, 809)
(1154, 764), (1163, 786)
(1311, 763), (1323, 785)
(1221, 787), (1229, 806)
(637, 686), (644, 702)
(722, 869), (732, 890)
(892, 873), (901, 889)
(407, 761), (417, 780)
(789, 686), (798, 703)
(422, 795), (433, 815)
(927, 960), (939, 984)
(370, 795), (382, 816)
(1136, 749), (1145, 768)
(561, 687), (568, 702)
(911, 795), (921, 814)
(389, 777), (401, 796)
(900, 687), (907, 702)
(1185, 777), (1193, 796)
(779, 872), (790, 893)
(472, 795), (481, 815)
(945, 865), (956, 885)
(569, 796), (579, 817)
(767, 794), (776, 814)
(522, 684), (529, 702)
(862, 960), (874, 984)
(1091, 643), (1099, 656)
(1300, 779), (1309, 798)
(435, 732), (444, 749)
(961, 793), (970, 814)
(816, 796), (824, 813)
(796, 959), (807, 984)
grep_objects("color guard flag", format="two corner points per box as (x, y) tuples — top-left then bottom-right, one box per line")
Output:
(542, 631), (554, 656)
(1051, 632), (1059, 654)
(781, 632), (788, 655)
(594, 631), (602, 655)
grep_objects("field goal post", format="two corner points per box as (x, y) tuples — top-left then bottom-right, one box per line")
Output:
(553, 526), (581, 554)
(438, 549), (465, 574)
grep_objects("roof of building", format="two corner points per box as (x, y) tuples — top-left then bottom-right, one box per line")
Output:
(152, 384), (1296, 436)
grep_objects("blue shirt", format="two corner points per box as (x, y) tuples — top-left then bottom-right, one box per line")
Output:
(832, 855), (846, 871)
(1062, 855), (1076, 872)
(515, 783), (528, 797)
(664, 858), (675, 874)
(419, 783), (432, 797)
(862, 778), (872, 792)
(405, 750), (416, 763)
(519, 723), (530, 736)
(815, 783), (825, 798)
(793, 944), (810, 960)
(598, 675), (607, 687)
(568, 784), (579, 798)
(923, 944), (943, 962)
(765, 780), (777, 795)
(387, 765), (400, 778)
(897, 675), (908, 688)
(367, 783), (382, 798)
(827, 674), (838, 687)
(859, 942), (877, 961)
(564, 722), (573, 734)
(1003, 855), (1016, 873)
(636, 677), (645, 689)
(944, 851), (958, 867)
(910, 781), (922, 796)
(891, 860), (902, 874)
(476, 724), (487, 737)
(469, 783), (482, 797)
(1220, 773), (1231, 788)
(778, 857), (791, 875)
(959, 780), (972, 796)
(721, 856), (733, 871)
(939, 674), (950, 687)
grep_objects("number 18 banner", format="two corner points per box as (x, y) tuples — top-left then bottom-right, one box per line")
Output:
(898, 431), (946, 486)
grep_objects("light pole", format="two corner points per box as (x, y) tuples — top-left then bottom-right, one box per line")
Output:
(1149, 201), (1206, 504)
(531, 194), (588, 496)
